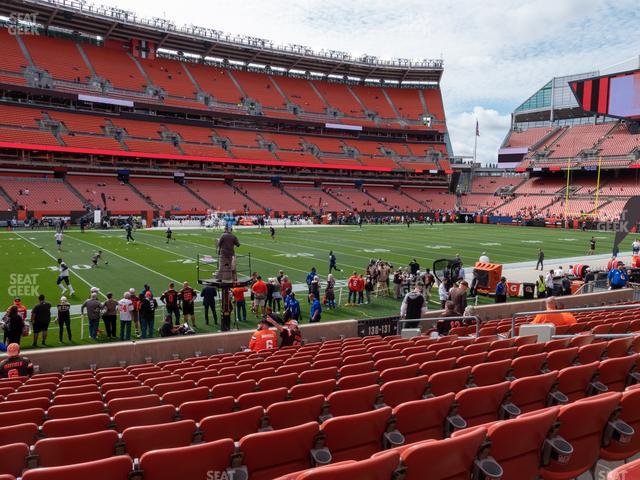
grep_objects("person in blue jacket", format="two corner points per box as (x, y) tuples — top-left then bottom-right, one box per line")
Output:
(495, 277), (507, 303)
(309, 293), (322, 323)
(608, 263), (629, 290)
(305, 267), (317, 303)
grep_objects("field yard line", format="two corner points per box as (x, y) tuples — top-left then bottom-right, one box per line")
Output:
(65, 235), (181, 284)
(115, 231), (198, 261)
(15, 233), (107, 299)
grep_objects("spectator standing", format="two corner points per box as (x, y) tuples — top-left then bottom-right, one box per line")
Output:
(271, 278), (283, 312)
(3, 305), (24, 346)
(81, 292), (103, 340)
(4, 298), (27, 345)
(537, 275), (547, 299)
(200, 285), (218, 326)
(347, 272), (359, 305)
(31, 294), (52, 347)
(102, 292), (118, 339)
(252, 276), (268, 317)
(325, 274), (336, 309)
(139, 291), (158, 339)
(393, 269), (402, 299)
(448, 280), (469, 316)
(232, 286), (248, 322)
(305, 267), (317, 302)
(179, 281), (197, 328)
(309, 294), (322, 323)
(437, 301), (458, 336)
(545, 270), (555, 297)
(438, 279), (449, 309)
(364, 274), (374, 304)
(400, 285), (427, 329)
(118, 292), (134, 341)
(310, 276), (321, 302)
(495, 277), (507, 303)
(280, 276), (292, 298)
(160, 283), (181, 325)
(608, 263), (629, 290)
(284, 292), (301, 322)
(265, 317), (302, 348)
(56, 296), (71, 343)
(129, 288), (141, 337)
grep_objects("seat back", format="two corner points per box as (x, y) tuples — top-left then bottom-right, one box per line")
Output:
(456, 381), (510, 428)
(239, 422), (319, 480)
(34, 430), (119, 467)
(178, 396), (235, 422)
(321, 407), (392, 463)
(327, 384), (380, 417)
(200, 406), (264, 442)
(267, 395), (325, 430)
(510, 371), (558, 413)
(393, 393), (455, 444)
(113, 404), (175, 432)
(41, 413), (111, 438)
(122, 419), (196, 459)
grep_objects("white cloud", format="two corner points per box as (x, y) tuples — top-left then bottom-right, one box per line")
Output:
(447, 107), (511, 166)
(98, 0), (640, 164)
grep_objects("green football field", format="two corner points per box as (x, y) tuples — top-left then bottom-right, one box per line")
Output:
(0, 223), (615, 350)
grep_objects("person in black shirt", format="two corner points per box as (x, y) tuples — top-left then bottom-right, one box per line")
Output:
(400, 285), (427, 329)
(409, 259), (420, 276)
(0, 343), (33, 378)
(3, 305), (24, 346)
(125, 223), (135, 243)
(588, 237), (596, 255)
(264, 317), (301, 348)
(200, 285), (218, 326)
(56, 296), (71, 342)
(159, 315), (180, 337)
(160, 282), (180, 325)
(179, 281), (197, 328)
(139, 291), (158, 339)
(31, 294), (52, 347)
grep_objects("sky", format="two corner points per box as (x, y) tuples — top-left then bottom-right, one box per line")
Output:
(100, 0), (640, 165)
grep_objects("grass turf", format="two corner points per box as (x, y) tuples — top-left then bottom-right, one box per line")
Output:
(0, 223), (614, 350)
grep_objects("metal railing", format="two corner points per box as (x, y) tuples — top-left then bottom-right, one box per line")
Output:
(510, 303), (640, 338)
(398, 315), (481, 337)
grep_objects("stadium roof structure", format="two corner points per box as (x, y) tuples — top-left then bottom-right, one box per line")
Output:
(0, 0), (444, 85)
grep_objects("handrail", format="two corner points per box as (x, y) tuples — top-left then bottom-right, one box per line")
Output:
(398, 315), (481, 337)
(510, 302), (640, 338)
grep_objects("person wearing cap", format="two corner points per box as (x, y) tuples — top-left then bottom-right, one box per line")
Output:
(31, 294), (52, 347)
(2, 305), (24, 346)
(248, 318), (278, 352)
(265, 316), (302, 348)
(139, 291), (158, 339)
(283, 291), (301, 322)
(56, 296), (72, 343)
(608, 262), (629, 290)
(81, 292), (103, 341)
(0, 343), (33, 379)
(118, 292), (134, 341)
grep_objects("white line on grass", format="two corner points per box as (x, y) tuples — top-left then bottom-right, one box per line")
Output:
(65, 235), (181, 284)
(15, 233), (107, 299)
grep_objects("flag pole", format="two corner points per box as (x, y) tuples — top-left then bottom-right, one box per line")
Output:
(473, 119), (478, 164)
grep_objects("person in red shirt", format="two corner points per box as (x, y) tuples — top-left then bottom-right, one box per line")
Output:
(356, 274), (366, 305)
(179, 281), (197, 328)
(128, 288), (141, 337)
(248, 318), (278, 351)
(347, 272), (359, 305)
(232, 286), (248, 322)
(252, 276), (268, 317)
